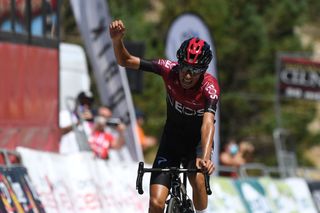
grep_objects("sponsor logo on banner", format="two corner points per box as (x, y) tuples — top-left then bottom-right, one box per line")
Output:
(0, 173), (24, 212)
(259, 177), (298, 212)
(165, 13), (220, 170)
(285, 177), (318, 212)
(278, 56), (320, 101)
(69, 0), (143, 161)
(209, 177), (246, 212)
(308, 181), (320, 212)
(0, 166), (46, 213)
(234, 179), (272, 213)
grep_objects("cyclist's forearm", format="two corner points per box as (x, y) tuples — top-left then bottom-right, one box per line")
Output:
(201, 122), (214, 160)
(112, 39), (140, 69)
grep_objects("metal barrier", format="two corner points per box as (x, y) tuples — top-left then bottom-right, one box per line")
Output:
(0, 148), (46, 212)
(296, 167), (320, 181)
(0, 149), (22, 166)
(218, 163), (320, 180)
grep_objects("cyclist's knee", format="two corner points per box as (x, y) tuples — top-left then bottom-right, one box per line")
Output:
(149, 197), (165, 212)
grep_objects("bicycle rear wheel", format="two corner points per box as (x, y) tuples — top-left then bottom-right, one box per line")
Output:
(166, 197), (181, 213)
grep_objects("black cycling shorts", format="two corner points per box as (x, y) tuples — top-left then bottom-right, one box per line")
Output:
(150, 124), (202, 189)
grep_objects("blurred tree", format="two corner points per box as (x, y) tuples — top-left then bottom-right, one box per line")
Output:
(60, 0), (320, 166)
(152, 0), (319, 165)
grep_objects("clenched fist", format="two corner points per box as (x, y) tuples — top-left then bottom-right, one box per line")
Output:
(109, 19), (126, 41)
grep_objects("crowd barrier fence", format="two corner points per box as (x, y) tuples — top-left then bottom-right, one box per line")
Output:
(1, 147), (320, 213)
(0, 149), (46, 213)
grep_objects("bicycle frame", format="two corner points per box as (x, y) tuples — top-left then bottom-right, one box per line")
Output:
(167, 169), (193, 212)
(136, 162), (212, 212)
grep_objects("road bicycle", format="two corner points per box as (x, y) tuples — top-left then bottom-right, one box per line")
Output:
(136, 161), (212, 213)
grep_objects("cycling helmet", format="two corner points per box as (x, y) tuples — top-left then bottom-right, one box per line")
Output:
(176, 37), (213, 73)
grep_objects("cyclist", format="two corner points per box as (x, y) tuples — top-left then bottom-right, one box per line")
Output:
(109, 20), (220, 213)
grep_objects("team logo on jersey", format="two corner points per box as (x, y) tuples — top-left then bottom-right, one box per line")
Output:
(167, 95), (204, 116)
(205, 84), (218, 100)
(157, 157), (167, 165)
(158, 59), (176, 69)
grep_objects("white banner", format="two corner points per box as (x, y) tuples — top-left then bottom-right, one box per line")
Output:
(69, 0), (143, 161)
(165, 13), (221, 171)
(18, 147), (318, 213)
(209, 177), (246, 213)
(285, 177), (318, 213)
(17, 147), (149, 213)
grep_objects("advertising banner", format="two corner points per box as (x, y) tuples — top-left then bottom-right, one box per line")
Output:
(259, 177), (298, 212)
(278, 56), (320, 101)
(69, 0), (142, 161)
(6, 167), (46, 213)
(208, 177), (246, 213)
(307, 181), (320, 212)
(16, 147), (319, 213)
(17, 147), (149, 213)
(0, 171), (25, 213)
(165, 13), (221, 170)
(234, 178), (271, 213)
(0, 166), (44, 213)
(285, 177), (317, 213)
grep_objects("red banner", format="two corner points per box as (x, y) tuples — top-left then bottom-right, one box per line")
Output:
(0, 42), (59, 151)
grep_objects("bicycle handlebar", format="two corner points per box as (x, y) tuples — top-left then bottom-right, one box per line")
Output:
(136, 161), (212, 195)
(136, 162), (145, 194)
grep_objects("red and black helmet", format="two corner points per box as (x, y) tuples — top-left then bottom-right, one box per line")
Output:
(176, 37), (213, 73)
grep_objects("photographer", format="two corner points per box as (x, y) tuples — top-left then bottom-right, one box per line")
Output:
(75, 91), (96, 122)
(88, 115), (125, 159)
(98, 106), (126, 137)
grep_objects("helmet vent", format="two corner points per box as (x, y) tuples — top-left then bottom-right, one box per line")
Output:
(187, 38), (205, 64)
(176, 37), (213, 72)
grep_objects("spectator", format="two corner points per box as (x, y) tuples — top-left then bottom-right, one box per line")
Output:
(97, 105), (126, 138)
(75, 91), (96, 122)
(59, 109), (81, 154)
(59, 90), (96, 154)
(98, 105), (113, 119)
(219, 139), (243, 177)
(88, 115), (125, 159)
(238, 140), (255, 163)
(219, 139), (255, 177)
(135, 109), (157, 152)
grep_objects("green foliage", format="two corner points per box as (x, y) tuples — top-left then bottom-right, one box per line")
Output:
(156, 0), (319, 166)
(61, 0), (320, 167)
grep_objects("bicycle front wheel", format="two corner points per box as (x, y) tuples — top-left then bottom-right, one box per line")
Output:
(166, 197), (181, 213)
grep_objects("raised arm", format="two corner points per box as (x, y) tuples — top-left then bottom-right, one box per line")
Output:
(109, 20), (140, 70)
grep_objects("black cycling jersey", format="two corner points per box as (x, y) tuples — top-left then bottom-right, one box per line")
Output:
(139, 58), (220, 187)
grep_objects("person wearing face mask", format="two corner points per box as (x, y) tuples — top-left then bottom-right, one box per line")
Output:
(219, 139), (244, 177)
(228, 142), (239, 156)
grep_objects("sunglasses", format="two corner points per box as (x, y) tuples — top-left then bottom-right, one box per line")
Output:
(180, 65), (206, 75)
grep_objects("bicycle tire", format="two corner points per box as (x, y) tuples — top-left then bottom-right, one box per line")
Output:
(166, 197), (181, 213)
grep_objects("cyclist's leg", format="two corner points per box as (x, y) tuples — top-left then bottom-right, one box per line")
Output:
(149, 184), (169, 213)
(188, 160), (208, 211)
(149, 129), (180, 213)
(187, 144), (212, 212)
